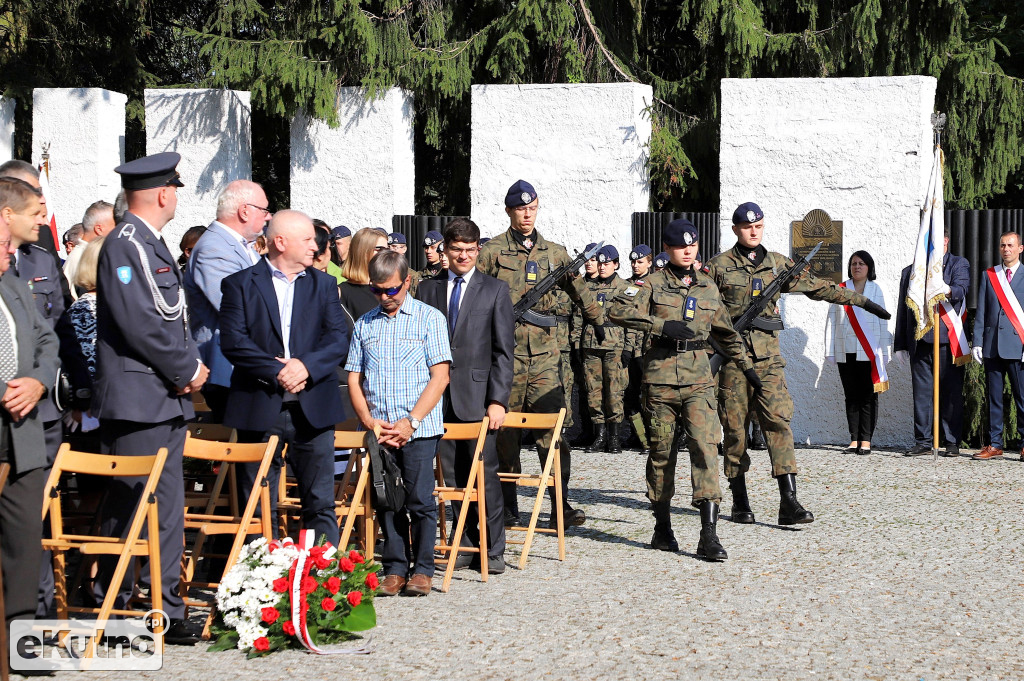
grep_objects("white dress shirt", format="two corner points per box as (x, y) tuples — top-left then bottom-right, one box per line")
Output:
(267, 261), (307, 402)
(1003, 261), (1020, 281)
(446, 266), (476, 313)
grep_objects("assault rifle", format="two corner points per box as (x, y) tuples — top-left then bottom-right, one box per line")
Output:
(513, 241), (604, 327)
(708, 241), (822, 375)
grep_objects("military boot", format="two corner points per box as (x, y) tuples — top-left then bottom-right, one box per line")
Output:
(749, 421), (766, 449)
(650, 502), (678, 552)
(695, 501), (728, 561)
(777, 473), (814, 525)
(586, 423), (607, 452)
(727, 474), (755, 524)
(606, 422), (622, 453)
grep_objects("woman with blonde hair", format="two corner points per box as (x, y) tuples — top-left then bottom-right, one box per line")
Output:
(339, 228), (389, 323)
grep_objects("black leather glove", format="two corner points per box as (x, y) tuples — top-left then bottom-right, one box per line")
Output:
(592, 324), (607, 344)
(662, 320), (696, 341)
(743, 368), (764, 394)
(862, 300), (891, 320)
(621, 350), (633, 366)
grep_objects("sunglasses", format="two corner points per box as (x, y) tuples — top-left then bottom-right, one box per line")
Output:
(369, 284), (403, 296)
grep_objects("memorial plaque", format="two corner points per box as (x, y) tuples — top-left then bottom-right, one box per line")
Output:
(791, 209), (843, 283)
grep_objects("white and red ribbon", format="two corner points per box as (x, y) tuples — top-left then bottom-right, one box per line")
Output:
(986, 266), (1024, 342)
(841, 282), (889, 393)
(937, 299), (971, 365)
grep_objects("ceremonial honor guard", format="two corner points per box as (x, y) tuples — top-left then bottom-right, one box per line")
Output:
(92, 152), (208, 644)
(623, 244), (654, 453)
(706, 202), (889, 526)
(609, 219), (759, 559)
(419, 230), (445, 279)
(477, 180), (605, 527)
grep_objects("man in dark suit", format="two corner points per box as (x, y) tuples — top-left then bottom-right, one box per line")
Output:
(894, 228), (970, 457)
(0, 180), (59, 652)
(416, 218), (514, 573)
(92, 152), (208, 645)
(970, 231), (1024, 460)
(220, 210), (349, 546)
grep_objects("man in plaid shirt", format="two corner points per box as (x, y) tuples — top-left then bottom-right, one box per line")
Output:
(347, 250), (451, 597)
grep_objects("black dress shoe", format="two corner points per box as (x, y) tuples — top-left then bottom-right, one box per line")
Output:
(905, 444), (932, 457)
(547, 507), (586, 528)
(845, 446), (860, 454)
(486, 555), (505, 574)
(941, 443), (960, 457)
(163, 618), (201, 646)
(858, 448), (871, 456)
(451, 552), (474, 570)
(503, 509), (520, 527)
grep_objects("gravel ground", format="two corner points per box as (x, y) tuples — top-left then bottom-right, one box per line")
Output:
(32, 446), (1024, 680)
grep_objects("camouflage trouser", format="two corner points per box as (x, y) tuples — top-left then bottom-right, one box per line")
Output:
(497, 350), (571, 488)
(644, 383), (722, 506)
(559, 343), (575, 430)
(717, 357), (798, 479)
(582, 350), (625, 424)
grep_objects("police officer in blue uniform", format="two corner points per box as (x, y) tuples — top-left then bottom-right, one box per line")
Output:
(92, 152), (208, 644)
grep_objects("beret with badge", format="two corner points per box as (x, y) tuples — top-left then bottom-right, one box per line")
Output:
(629, 244), (652, 261)
(662, 217), (699, 247)
(504, 179), (538, 208)
(654, 252), (669, 268)
(387, 232), (407, 245)
(732, 201), (764, 225)
(330, 225), (351, 240)
(423, 230), (443, 247)
(596, 245), (619, 263)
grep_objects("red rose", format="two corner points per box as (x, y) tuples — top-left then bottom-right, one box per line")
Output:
(253, 637), (270, 652)
(365, 573), (379, 590)
(261, 607), (279, 624)
(338, 557), (355, 573)
(282, 621), (296, 636)
(349, 550), (365, 564)
(301, 576), (318, 594)
(325, 576), (341, 594)
(347, 591), (362, 607)
(313, 554), (332, 570)
(309, 546), (324, 557)
(321, 597), (337, 612)
(272, 578), (289, 593)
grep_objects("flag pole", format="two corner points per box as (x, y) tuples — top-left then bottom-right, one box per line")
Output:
(930, 112), (946, 460)
(41, 142), (50, 179)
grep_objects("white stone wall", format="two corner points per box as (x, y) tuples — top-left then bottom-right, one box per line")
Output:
(470, 83), (651, 267)
(290, 88), (415, 232)
(145, 89), (252, 255)
(32, 88), (126, 236)
(720, 76), (937, 448)
(0, 98), (14, 161)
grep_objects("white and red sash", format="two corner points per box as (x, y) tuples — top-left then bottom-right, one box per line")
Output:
(986, 266), (1024, 343)
(937, 299), (970, 365)
(841, 281), (889, 393)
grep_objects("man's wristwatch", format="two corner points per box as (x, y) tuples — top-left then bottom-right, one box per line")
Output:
(409, 416), (421, 431)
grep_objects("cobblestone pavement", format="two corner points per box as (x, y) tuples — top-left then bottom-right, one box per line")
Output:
(38, 447), (1024, 680)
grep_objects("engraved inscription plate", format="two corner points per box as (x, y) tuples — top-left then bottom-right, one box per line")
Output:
(791, 209), (843, 283)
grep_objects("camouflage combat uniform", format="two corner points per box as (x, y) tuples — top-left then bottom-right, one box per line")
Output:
(608, 266), (753, 506)
(706, 246), (873, 478)
(624, 272), (651, 449)
(551, 289), (576, 430)
(477, 228), (605, 508)
(572, 273), (629, 425)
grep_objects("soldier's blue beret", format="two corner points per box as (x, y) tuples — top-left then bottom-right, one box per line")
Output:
(732, 202), (764, 225)
(654, 252), (669, 268)
(479, 237), (490, 246)
(663, 218), (699, 247)
(330, 225), (351, 239)
(584, 243), (597, 257)
(115, 152), (184, 191)
(387, 232), (407, 245)
(629, 244), (652, 261)
(423, 231), (443, 247)
(597, 245), (619, 263)
(435, 242), (444, 253)
(504, 179), (538, 208)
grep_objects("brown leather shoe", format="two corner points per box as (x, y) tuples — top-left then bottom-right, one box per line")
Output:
(378, 574), (406, 597)
(402, 573), (432, 597)
(972, 446), (1004, 460)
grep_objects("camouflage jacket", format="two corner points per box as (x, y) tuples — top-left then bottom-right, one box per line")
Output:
(608, 267), (752, 386)
(624, 272), (651, 355)
(477, 228), (604, 356)
(572, 273), (629, 352)
(706, 245), (871, 361)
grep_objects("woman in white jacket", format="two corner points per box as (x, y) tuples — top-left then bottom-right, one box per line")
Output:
(824, 251), (891, 454)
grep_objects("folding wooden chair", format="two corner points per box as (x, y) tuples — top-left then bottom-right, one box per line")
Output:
(184, 423), (238, 516)
(497, 409), (567, 570)
(434, 418), (490, 592)
(180, 433), (278, 639)
(41, 444), (168, 659)
(333, 421), (378, 554)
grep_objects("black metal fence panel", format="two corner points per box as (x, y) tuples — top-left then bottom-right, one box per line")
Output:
(631, 212), (721, 260)
(947, 209), (1024, 311)
(391, 215), (466, 270)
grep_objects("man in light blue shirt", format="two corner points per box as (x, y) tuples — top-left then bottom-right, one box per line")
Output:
(347, 250), (451, 597)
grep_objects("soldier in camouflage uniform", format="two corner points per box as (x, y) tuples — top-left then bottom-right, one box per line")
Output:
(572, 245), (629, 453)
(568, 245), (600, 448)
(551, 289), (577, 433)
(623, 244), (654, 453)
(609, 219), (760, 560)
(477, 180), (606, 528)
(706, 202), (891, 526)
(419, 230), (444, 280)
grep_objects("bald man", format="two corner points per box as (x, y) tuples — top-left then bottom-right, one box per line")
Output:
(220, 210), (349, 547)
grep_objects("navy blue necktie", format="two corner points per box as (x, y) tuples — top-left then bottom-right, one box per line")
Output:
(448, 276), (464, 336)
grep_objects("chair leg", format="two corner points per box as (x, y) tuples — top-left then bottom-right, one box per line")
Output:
(553, 445), (565, 561)
(477, 465), (488, 582)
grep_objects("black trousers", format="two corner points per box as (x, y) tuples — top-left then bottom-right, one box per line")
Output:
(1, 458), (45, 629)
(910, 340), (963, 446)
(438, 420), (506, 559)
(984, 357), (1024, 448)
(837, 354), (879, 442)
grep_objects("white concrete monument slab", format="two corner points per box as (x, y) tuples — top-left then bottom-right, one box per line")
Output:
(720, 76), (937, 448)
(290, 88), (414, 232)
(470, 83), (652, 265)
(32, 88), (126, 237)
(145, 88), (252, 255)
(0, 98), (14, 161)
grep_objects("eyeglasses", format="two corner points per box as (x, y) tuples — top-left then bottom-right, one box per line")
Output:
(246, 203), (271, 215)
(369, 284), (403, 296)
(374, 245), (388, 251)
(448, 247), (478, 256)
(514, 205), (538, 214)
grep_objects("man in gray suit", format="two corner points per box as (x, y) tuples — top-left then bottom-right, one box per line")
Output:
(0, 179), (59, 644)
(92, 152), (208, 644)
(185, 180), (270, 421)
(972, 231), (1024, 460)
(416, 218), (514, 573)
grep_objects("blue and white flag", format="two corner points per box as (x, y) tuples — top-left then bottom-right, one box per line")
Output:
(907, 145), (949, 339)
